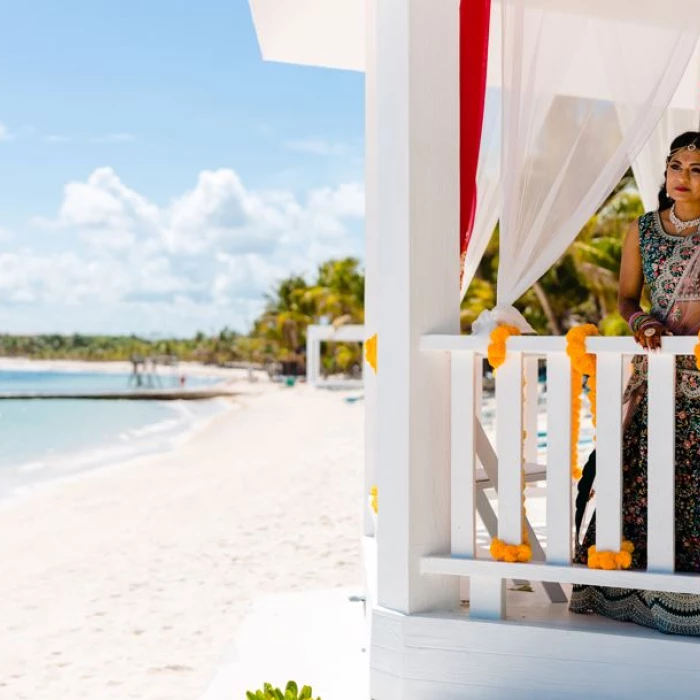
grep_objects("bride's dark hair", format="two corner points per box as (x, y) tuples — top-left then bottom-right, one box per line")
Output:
(658, 131), (700, 211)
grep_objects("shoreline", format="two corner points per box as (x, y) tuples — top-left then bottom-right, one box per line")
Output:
(0, 361), (260, 507)
(0, 395), (239, 512)
(0, 382), (364, 699)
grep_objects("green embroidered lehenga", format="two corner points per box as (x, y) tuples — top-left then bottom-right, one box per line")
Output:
(570, 211), (700, 635)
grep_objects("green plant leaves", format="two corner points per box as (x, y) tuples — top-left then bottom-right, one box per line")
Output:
(245, 681), (320, 700)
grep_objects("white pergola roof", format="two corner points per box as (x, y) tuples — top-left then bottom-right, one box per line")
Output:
(249, 0), (365, 72)
(249, 0), (700, 108)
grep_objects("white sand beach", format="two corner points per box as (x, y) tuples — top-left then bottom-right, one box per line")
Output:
(0, 381), (364, 700)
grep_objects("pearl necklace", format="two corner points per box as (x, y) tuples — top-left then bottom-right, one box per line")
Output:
(670, 204), (700, 233)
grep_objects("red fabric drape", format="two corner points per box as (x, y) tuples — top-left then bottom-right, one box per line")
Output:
(459, 0), (492, 289)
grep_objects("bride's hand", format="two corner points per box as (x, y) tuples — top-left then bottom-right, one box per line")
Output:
(633, 321), (672, 352)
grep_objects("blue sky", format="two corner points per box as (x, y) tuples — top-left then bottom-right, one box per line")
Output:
(0, 0), (365, 336)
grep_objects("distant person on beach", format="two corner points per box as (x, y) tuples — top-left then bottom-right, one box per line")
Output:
(571, 132), (700, 635)
(179, 374), (186, 387)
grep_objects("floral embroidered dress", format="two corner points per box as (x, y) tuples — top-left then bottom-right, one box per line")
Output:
(569, 211), (700, 635)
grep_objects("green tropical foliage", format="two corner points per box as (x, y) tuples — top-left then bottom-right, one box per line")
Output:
(461, 179), (644, 336)
(251, 257), (364, 374)
(246, 680), (320, 700)
(0, 257), (365, 376)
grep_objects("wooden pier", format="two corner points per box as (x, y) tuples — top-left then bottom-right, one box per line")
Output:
(0, 387), (236, 401)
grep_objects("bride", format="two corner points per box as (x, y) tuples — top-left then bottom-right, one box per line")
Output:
(570, 131), (700, 635)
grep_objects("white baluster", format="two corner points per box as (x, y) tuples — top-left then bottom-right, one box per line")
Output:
(524, 357), (539, 464)
(451, 352), (477, 560)
(595, 352), (623, 552)
(497, 351), (525, 547)
(647, 352), (676, 573)
(546, 352), (573, 565)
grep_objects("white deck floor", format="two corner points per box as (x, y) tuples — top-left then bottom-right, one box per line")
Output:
(199, 588), (369, 700)
(202, 485), (700, 700)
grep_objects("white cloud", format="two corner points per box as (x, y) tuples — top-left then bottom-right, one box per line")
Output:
(0, 122), (14, 142)
(10, 167), (364, 334)
(285, 138), (352, 157)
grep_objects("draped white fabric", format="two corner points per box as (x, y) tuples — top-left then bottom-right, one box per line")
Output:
(460, 88), (501, 299)
(488, 3), (700, 331)
(631, 109), (700, 213)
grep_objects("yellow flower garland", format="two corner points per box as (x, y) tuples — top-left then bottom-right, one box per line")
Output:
(587, 540), (634, 570)
(365, 334), (378, 374)
(566, 325), (599, 481)
(370, 485), (378, 514)
(488, 324), (531, 563)
(487, 325), (521, 370)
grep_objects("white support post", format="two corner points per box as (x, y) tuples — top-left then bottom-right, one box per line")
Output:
(647, 353), (676, 573)
(306, 326), (317, 386)
(546, 353), (573, 565)
(364, 0), (379, 539)
(312, 337), (321, 385)
(375, 0), (460, 614)
(595, 353), (623, 553)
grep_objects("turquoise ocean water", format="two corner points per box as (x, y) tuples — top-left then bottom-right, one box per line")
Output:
(0, 369), (226, 500)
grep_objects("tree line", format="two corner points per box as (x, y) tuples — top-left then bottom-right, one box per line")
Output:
(0, 181), (644, 370)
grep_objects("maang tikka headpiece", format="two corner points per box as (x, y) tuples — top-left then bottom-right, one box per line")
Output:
(668, 142), (700, 160)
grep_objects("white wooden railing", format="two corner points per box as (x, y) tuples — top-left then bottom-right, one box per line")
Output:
(419, 334), (700, 620)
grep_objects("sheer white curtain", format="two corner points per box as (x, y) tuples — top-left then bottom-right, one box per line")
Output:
(477, 2), (700, 333)
(613, 38), (700, 212)
(460, 88), (501, 299)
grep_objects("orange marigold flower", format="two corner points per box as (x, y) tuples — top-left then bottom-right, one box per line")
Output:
(621, 540), (635, 554)
(487, 325), (521, 370)
(516, 544), (532, 562)
(490, 539), (506, 560)
(599, 552), (616, 570)
(616, 551), (632, 569)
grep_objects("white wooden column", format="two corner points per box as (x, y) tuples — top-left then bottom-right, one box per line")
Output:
(306, 326), (317, 386)
(375, 0), (460, 613)
(364, 0), (379, 539)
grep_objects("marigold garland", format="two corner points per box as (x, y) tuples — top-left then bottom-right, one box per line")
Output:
(587, 540), (634, 570)
(365, 334), (378, 374)
(566, 325), (599, 481)
(489, 336), (532, 564)
(695, 330), (700, 371)
(487, 325), (521, 371)
(369, 485), (378, 514)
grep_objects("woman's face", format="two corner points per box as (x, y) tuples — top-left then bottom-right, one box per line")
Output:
(666, 149), (700, 204)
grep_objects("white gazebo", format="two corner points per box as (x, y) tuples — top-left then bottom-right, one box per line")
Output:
(250, 1), (700, 698)
(305, 324), (365, 388)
